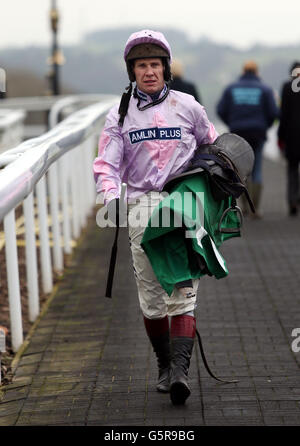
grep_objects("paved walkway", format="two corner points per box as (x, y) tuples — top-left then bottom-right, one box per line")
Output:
(0, 157), (300, 426)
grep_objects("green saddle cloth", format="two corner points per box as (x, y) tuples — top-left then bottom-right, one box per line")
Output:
(141, 172), (241, 296)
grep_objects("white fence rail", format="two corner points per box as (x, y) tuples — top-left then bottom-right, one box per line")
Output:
(0, 95), (119, 352)
(0, 94), (111, 139)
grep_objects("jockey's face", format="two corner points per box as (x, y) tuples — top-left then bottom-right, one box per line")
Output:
(133, 58), (165, 95)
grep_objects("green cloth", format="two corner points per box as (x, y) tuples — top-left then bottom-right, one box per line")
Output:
(141, 172), (241, 296)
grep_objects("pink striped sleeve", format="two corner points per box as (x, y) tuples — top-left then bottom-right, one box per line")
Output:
(93, 107), (124, 204)
(207, 122), (219, 143)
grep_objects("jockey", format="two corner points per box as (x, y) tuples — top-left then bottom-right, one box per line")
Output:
(93, 29), (218, 405)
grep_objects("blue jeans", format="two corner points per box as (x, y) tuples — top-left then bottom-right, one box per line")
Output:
(251, 140), (264, 184)
(233, 130), (265, 184)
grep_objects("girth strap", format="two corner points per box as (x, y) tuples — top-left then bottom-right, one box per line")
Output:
(188, 153), (255, 213)
(196, 329), (239, 384)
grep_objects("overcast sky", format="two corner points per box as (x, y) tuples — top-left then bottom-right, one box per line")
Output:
(1, 0), (300, 50)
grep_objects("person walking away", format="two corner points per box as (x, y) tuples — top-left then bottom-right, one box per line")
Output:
(93, 29), (219, 405)
(216, 61), (279, 218)
(169, 58), (202, 103)
(278, 61), (300, 216)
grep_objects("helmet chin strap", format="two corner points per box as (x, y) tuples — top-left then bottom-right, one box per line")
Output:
(118, 82), (170, 127)
(118, 82), (133, 127)
(133, 83), (170, 111)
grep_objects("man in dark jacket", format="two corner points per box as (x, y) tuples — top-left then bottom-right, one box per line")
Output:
(170, 59), (202, 103)
(278, 61), (300, 216)
(216, 61), (279, 217)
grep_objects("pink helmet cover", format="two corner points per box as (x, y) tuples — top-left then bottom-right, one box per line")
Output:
(124, 29), (172, 62)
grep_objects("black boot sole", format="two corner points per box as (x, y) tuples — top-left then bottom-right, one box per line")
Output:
(170, 381), (190, 405)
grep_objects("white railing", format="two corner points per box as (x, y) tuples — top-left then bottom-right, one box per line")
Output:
(0, 96), (65, 139)
(48, 94), (112, 129)
(0, 94), (111, 139)
(0, 95), (119, 352)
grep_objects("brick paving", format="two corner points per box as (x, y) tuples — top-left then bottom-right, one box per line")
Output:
(0, 157), (300, 426)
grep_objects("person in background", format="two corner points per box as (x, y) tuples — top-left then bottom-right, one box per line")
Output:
(169, 58), (202, 103)
(93, 29), (218, 405)
(216, 61), (279, 218)
(278, 61), (300, 216)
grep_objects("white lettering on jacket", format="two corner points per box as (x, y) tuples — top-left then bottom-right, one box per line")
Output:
(129, 127), (181, 145)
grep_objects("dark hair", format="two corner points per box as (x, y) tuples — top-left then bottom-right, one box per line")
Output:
(290, 61), (300, 74)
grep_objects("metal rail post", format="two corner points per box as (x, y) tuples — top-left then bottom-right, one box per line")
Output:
(23, 192), (40, 322)
(58, 156), (72, 254)
(3, 210), (23, 352)
(36, 176), (53, 294)
(70, 149), (80, 239)
(48, 163), (64, 272)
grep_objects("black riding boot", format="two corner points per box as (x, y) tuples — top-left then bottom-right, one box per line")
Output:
(144, 316), (171, 393)
(169, 314), (196, 405)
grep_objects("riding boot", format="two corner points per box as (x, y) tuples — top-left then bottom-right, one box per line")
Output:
(143, 316), (171, 393)
(169, 314), (196, 405)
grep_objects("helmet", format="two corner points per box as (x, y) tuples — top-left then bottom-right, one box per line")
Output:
(124, 29), (172, 82)
(118, 30), (172, 127)
(290, 61), (300, 75)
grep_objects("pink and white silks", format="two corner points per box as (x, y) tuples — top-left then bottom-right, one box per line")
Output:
(93, 87), (218, 205)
